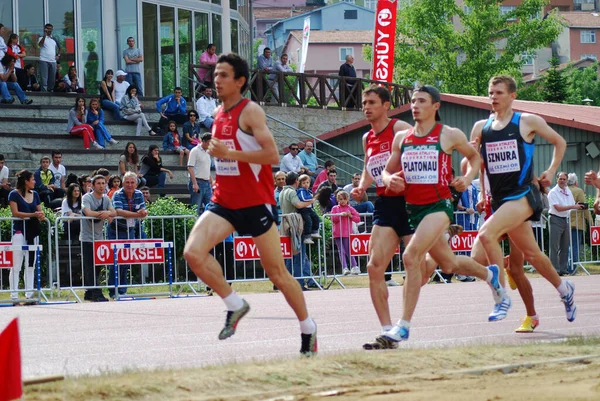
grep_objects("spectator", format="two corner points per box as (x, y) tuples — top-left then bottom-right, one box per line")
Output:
(316, 168), (338, 193)
(296, 174), (321, 244)
(0, 24), (6, 59)
(0, 54), (32, 104)
(79, 174), (92, 193)
(274, 171), (286, 216)
(33, 156), (56, 205)
(457, 181), (479, 231)
(272, 53), (293, 101)
(314, 186), (336, 214)
(312, 160), (335, 192)
(162, 120), (189, 166)
(87, 98), (118, 148)
(61, 183), (82, 242)
(197, 43), (217, 88)
(56, 65), (85, 93)
(48, 150), (67, 199)
(0, 154), (10, 207)
(156, 86), (187, 132)
(123, 37), (144, 96)
(331, 191), (360, 275)
(195, 86), (216, 129)
(567, 173), (592, 272)
(120, 86), (155, 136)
(338, 54), (357, 108)
(6, 34), (25, 81)
(99, 69), (121, 120)
(548, 172), (582, 276)
(182, 110), (202, 150)
(139, 145), (173, 189)
(81, 174), (116, 301)
(38, 23), (60, 92)
(279, 143), (304, 173)
(67, 96), (102, 149)
(258, 47), (274, 100)
(114, 70), (130, 105)
(119, 142), (146, 186)
(343, 173), (374, 214)
(8, 170), (44, 302)
(298, 141), (319, 177)
(18, 64), (40, 92)
(109, 171), (148, 297)
(140, 186), (152, 206)
(107, 175), (121, 199)
(187, 133), (212, 216)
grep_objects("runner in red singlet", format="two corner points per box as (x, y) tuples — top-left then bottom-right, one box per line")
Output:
(380, 86), (508, 344)
(183, 54), (317, 356)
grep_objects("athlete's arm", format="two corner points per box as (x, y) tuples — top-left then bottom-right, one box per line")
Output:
(393, 120), (412, 132)
(382, 129), (407, 193)
(352, 133), (374, 201)
(209, 102), (279, 165)
(522, 113), (566, 187)
(446, 127), (481, 192)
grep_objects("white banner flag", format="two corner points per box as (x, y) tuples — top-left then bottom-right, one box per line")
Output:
(300, 17), (311, 73)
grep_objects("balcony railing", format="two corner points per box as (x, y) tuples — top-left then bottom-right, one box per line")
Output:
(189, 64), (412, 110)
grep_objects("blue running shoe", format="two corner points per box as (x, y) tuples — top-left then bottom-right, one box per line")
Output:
(561, 280), (576, 322)
(489, 295), (512, 322)
(382, 325), (409, 343)
(487, 264), (504, 304)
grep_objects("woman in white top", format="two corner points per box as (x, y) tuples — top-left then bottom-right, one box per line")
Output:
(61, 183), (82, 242)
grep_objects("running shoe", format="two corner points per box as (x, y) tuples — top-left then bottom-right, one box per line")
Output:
(515, 316), (539, 333)
(218, 299), (250, 340)
(488, 295), (512, 322)
(386, 279), (400, 287)
(487, 264), (504, 304)
(342, 268), (350, 276)
(448, 224), (464, 238)
(382, 325), (409, 342)
(561, 280), (576, 322)
(300, 326), (318, 356)
(363, 335), (399, 350)
(310, 232), (322, 239)
(505, 267), (517, 290)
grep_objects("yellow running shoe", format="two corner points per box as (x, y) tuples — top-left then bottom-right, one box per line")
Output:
(505, 267), (517, 290)
(515, 316), (539, 333)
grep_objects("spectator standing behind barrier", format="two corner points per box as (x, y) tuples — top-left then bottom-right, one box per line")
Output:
(258, 47), (274, 100)
(107, 175), (121, 199)
(343, 173), (374, 214)
(312, 160), (335, 192)
(187, 133), (212, 216)
(197, 43), (217, 88)
(0, 54), (33, 104)
(18, 64), (40, 92)
(331, 191), (360, 276)
(99, 69), (122, 120)
(316, 168), (338, 193)
(140, 186), (152, 206)
(274, 171), (286, 217)
(67, 96), (102, 149)
(139, 145), (173, 189)
(108, 172), (147, 298)
(279, 143), (304, 173)
(272, 53), (293, 102)
(119, 142), (146, 186)
(548, 172), (583, 276)
(298, 141), (319, 178)
(195, 87), (217, 130)
(81, 175), (116, 302)
(296, 174), (321, 245)
(8, 170), (44, 302)
(120, 86), (155, 136)
(156, 87), (187, 132)
(0, 154), (10, 207)
(123, 37), (144, 96)
(457, 181), (479, 231)
(182, 110), (202, 150)
(338, 54), (357, 108)
(114, 70), (130, 105)
(87, 98), (119, 149)
(61, 183), (82, 242)
(38, 23), (60, 92)
(567, 173), (592, 272)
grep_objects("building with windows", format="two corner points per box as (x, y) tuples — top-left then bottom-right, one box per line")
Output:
(0, 0), (251, 97)
(556, 12), (600, 62)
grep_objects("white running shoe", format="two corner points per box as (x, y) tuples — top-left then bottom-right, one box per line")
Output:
(109, 138), (119, 145)
(386, 279), (400, 287)
(92, 141), (104, 150)
(350, 266), (361, 275)
(342, 268), (350, 276)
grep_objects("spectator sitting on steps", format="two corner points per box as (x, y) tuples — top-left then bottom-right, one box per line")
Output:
(162, 120), (189, 166)
(156, 86), (187, 133)
(0, 154), (11, 207)
(33, 156), (57, 207)
(139, 145), (173, 190)
(182, 110), (202, 150)
(87, 98), (119, 149)
(67, 96), (102, 150)
(195, 86), (217, 130)
(18, 64), (40, 92)
(56, 65), (85, 93)
(279, 143), (304, 173)
(119, 142), (146, 186)
(0, 54), (33, 104)
(120, 85), (156, 137)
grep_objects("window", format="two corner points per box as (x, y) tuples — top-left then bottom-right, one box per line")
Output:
(581, 30), (596, 44)
(339, 47), (353, 61)
(265, 23), (272, 30)
(521, 52), (535, 65)
(344, 10), (358, 19)
(500, 6), (516, 21)
(364, 0), (377, 10)
(581, 54), (598, 60)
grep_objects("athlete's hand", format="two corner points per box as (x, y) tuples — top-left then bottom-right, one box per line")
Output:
(469, 137), (480, 150)
(538, 170), (554, 188)
(585, 170), (599, 188)
(208, 138), (230, 158)
(351, 186), (364, 201)
(384, 172), (405, 194)
(450, 176), (469, 193)
(476, 199), (485, 214)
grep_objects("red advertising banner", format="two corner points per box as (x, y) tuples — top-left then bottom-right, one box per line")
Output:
(372, 0), (397, 82)
(0, 242), (14, 269)
(350, 234), (399, 256)
(590, 226), (600, 245)
(94, 240), (165, 265)
(450, 231), (478, 252)
(234, 236), (292, 260)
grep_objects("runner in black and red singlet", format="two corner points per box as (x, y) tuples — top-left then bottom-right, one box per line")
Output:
(380, 86), (508, 344)
(183, 54), (317, 356)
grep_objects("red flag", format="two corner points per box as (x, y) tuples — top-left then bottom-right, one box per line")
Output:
(0, 318), (22, 401)
(372, 0), (397, 83)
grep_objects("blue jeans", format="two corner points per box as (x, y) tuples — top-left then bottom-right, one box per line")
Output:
(144, 171), (167, 188)
(569, 228), (583, 272)
(354, 201), (374, 214)
(107, 226), (137, 296)
(201, 117), (214, 130)
(92, 122), (113, 147)
(0, 81), (27, 102)
(285, 243), (312, 287)
(188, 179), (212, 216)
(126, 72), (143, 96)
(101, 99), (122, 120)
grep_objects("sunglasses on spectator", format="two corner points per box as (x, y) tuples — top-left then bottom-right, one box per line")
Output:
(290, 147), (298, 151)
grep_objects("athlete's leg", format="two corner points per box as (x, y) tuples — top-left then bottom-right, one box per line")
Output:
(184, 211), (235, 298)
(506, 236), (536, 317)
(253, 224), (309, 321)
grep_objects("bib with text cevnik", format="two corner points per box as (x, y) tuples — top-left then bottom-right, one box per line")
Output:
(214, 139), (240, 176)
(485, 139), (520, 175)
(401, 147), (439, 184)
(366, 151), (391, 187)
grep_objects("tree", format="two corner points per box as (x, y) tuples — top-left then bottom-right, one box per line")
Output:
(387, 0), (564, 95)
(544, 56), (567, 103)
(565, 63), (600, 106)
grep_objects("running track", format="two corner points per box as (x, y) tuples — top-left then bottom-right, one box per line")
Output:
(1, 275), (599, 379)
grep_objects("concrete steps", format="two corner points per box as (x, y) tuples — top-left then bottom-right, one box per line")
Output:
(0, 117), (160, 137)
(0, 103), (162, 120)
(22, 92), (163, 109)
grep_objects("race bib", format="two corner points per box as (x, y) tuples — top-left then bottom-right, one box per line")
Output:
(402, 149), (439, 184)
(214, 139), (240, 176)
(485, 140), (520, 175)
(366, 151), (390, 187)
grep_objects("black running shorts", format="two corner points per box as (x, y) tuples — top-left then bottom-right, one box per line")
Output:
(491, 184), (543, 222)
(372, 196), (414, 238)
(207, 202), (278, 237)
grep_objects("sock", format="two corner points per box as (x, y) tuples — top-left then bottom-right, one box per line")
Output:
(299, 317), (316, 335)
(530, 315), (539, 320)
(397, 319), (411, 329)
(486, 268), (493, 283)
(556, 281), (568, 297)
(223, 291), (244, 311)
(381, 325), (393, 334)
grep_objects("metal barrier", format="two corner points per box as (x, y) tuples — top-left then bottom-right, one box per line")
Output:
(568, 208), (595, 276)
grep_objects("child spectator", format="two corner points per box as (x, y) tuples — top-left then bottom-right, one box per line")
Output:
(107, 175), (122, 199)
(61, 183), (82, 242)
(162, 120), (189, 166)
(295, 174), (321, 245)
(330, 191), (360, 275)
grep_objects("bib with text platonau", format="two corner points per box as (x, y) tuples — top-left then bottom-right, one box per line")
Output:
(485, 139), (520, 175)
(401, 148), (439, 184)
(366, 151), (391, 187)
(214, 139), (240, 176)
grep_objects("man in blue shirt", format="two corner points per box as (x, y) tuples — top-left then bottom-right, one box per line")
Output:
(298, 141), (320, 178)
(156, 86), (187, 132)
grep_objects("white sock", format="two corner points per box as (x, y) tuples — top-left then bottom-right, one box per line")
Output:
(530, 315), (539, 320)
(486, 268), (493, 283)
(556, 281), (568, 297)
(381, 325), (393, 334)
(299, 317), (316, 335)
(397, 319), (411, 329)
(223, 291), (244, 311)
